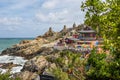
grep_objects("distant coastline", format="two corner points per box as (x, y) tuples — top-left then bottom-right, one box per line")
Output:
(0, 38), (34, 52)
(0, 38), (35, 39)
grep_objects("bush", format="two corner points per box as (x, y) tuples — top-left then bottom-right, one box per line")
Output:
(0, 72), (20, 80)
(48, 50), (86, 80)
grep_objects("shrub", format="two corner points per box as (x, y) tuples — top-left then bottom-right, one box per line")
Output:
(0, 72), (20, 80)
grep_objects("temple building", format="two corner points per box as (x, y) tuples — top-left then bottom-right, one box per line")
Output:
(78, 26), (96, 41)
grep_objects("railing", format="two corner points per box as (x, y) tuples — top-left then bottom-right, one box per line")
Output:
(79, 37), (103, 41)
(54, 45), (92, 52)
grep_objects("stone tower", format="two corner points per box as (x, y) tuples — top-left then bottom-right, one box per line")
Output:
(49, 27), (52, 32)
(63, 25), (67, 31)
(60, 25), (67, 36)
(44, 27), (54, 37)
(73, 22), (76, 29)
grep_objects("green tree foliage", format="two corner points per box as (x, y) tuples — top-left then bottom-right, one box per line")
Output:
(86, 49), (112, 80)
(81, 0), (120, 80)
(81, 0), (120, 51)
(48, 50), (86, 80)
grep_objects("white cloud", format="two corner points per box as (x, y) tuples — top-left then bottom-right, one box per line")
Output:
(0, 0), (85, 37)
(0, 17), (23, 25)
(41, 0), (81, 9)
(36, 9), (70, 23)
(8, 0), (38, 10)
(36, 0), (84, 24)
(42, 0), (59, 9)
(60, 0), (80, 3)
(7, 26), (18, 31)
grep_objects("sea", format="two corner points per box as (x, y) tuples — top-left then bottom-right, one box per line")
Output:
(0, 38), (34, 52)
(0, 38), (34, 73)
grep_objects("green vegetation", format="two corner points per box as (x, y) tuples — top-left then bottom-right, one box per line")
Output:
(81, 0), (120, 80)
(48, 50), (86, 80)
(86, 49), (112, 80)
(48, 0), (120, 80)
(81, 0), (120, 51)
(1, 0), (119, 80)
(0, 72), (20, 80)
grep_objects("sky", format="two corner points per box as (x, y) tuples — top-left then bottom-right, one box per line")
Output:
(0, 0), (85, 38)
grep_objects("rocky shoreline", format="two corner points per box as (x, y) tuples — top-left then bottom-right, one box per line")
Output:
(1, 38), (49, 59)
(0, 39), (58, 80)
(0, 62), (21, 69)
(0, 24), (84, 80)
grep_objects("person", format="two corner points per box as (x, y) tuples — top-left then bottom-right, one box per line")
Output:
(95, 39), (99, 47)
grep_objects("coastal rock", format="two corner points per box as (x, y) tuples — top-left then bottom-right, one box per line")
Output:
(19, 40), (31, 44)
(1, 38), (49, 59)
(40, 47), (54, 56)
(0, 62), (21, 69)
(17, 54), (59, 80)
(14, 71), (56, 80)
(14, 71), (39, 80)
(42, 63), (57, 76)
(22, 56), (48, 74)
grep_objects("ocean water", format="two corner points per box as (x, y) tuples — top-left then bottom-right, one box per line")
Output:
(0, 38), (33, 73)
(0, 55), (28, 73)
(0, 38), (34, 52)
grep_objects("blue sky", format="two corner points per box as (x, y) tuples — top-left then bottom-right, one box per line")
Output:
(0, 0), (85, 38)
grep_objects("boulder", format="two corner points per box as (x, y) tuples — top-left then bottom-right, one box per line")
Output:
(43, 63), (57, 76)
(22, 56), (48, 74)
(14, 71), (39, 80)
(0, 62), (21, 69)
(40, 47), (54, 55)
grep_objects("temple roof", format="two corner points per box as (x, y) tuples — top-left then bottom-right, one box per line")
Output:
(67, 38), (79, 41)
(78, 30), (96, 33)
(78, 26), (96, 33)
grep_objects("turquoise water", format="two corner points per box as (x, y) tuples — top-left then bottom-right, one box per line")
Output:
(0, 38), (34, 52)
(0, 38), (32, 73)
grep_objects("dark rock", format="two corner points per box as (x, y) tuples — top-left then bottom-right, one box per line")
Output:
(40, 75), (55, 80)
(19, 40), (31, 44)
(13, 71), (39, 80)
(0, 62), (21, 69)
(22, 56), (48, 74)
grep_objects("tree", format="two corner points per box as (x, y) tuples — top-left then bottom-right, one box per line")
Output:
(81, 0), (120, 79)
(81, 0), (105, 36)
(48, 50), (86, 80)
(81, 0), (120, 50)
